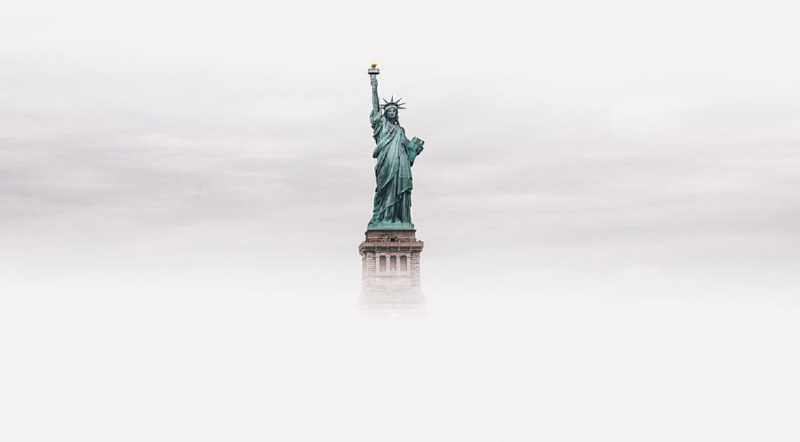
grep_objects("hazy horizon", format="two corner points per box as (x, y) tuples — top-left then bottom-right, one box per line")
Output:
(3, 1), (800, 440)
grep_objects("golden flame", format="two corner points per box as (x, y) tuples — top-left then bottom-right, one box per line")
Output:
(371, 63), (377, 68)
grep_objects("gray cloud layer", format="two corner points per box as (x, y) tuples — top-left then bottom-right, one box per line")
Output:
(2, 0), (799, 295)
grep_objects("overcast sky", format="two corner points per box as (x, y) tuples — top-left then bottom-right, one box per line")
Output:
(4, 2), (800, 441)
(3, 0), (799, 297)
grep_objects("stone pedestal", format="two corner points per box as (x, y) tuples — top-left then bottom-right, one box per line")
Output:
(358, 230), (424, 310)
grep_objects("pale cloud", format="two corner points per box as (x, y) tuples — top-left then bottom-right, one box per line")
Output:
(1, 0), (798, 294)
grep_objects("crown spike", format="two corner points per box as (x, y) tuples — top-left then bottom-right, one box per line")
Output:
(379, 95), (407, 110)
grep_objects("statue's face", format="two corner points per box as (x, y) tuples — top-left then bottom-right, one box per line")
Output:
(385, 107), (398, 120)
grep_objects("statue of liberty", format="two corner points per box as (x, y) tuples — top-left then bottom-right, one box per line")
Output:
(367, 64), (425, 230)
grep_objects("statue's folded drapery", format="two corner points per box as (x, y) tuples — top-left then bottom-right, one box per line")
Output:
(369, 109), (423, 228)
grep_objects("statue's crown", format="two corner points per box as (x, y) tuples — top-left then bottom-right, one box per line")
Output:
(381, 96), (406, 110)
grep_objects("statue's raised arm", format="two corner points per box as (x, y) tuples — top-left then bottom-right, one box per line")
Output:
(368, 63), (380, 114)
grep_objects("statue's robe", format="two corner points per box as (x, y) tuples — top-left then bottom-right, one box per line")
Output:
(369, 109), (423, 225)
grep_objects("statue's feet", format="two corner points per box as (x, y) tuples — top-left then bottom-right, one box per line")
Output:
(367, 220), (415, 231)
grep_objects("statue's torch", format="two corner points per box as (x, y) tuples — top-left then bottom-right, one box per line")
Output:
(367, 63), (380, 76)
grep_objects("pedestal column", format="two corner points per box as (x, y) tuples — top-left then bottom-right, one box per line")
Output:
(358, 230), (425, 308)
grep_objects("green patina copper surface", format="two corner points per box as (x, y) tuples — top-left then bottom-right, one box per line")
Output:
(367, 66), (425, 231)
